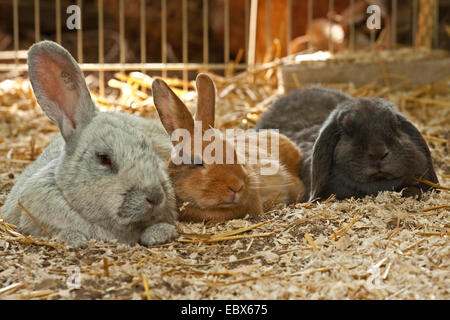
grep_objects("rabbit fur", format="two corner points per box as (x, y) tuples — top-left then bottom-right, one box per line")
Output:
(2, 41), (178, 248)
(255, 86), (439, 202)
(152, 74), (304, 222)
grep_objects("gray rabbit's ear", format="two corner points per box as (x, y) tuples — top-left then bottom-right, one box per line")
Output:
(152, 78), (194, 136)
(195, 73), (215, 129)
(310, 118), (340, 200)
(27, 41), (96, 141)
(396, 114), (439, 184)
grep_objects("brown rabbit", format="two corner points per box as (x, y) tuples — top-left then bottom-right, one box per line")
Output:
(152, 74), (304, 223)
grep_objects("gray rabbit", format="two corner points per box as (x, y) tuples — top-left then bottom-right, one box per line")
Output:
(256, 86), (439, 202)
(1, 41), (178, 248)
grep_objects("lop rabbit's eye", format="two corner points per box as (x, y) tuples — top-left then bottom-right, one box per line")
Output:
(96, 152), (116, 172)
(341, 118), (356, 137)
(390, 118), (400, 134)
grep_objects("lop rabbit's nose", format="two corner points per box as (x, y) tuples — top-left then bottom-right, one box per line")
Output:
(369, 147), (389, 161)
(146, 188), (164, 206)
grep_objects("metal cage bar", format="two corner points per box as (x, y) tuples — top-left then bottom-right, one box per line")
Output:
(13, 0), (19, 65)
(77, 0), (83, 63)
(34, 0), (40, 42)
(98, 0), (105, 97)
(55, 0), (61, 44)
(349, 0), (355, 51)
(119, 0), (125, 73)
(245, 0), (250, 58)
(182, 0), (188, 90)
(287, 0), (292, 55)
(203, 0), (209, 70)
(328, 0), (334, 53)
(161, 0), (167, 78)
(265, 0), (271, 55)
(434, 0), (440, 48)
(224, 0), (230, 66)
(140, 0), (147, 74)
(0, 62), (250, 73)
(392, 0), (398, 49)
(307, 0), (313, 50)
(412, 0), (419, 46)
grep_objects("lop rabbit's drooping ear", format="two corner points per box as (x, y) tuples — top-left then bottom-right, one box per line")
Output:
(396, 114), (439, 184)
(28, 41), (96, 141)
(309, 114), (340, 200)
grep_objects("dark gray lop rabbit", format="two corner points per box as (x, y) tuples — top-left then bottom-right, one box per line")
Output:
(1, 41), (178, 247)
(255, 87), (439, 202)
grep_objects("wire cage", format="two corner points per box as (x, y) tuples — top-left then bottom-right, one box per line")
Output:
(0, 0), (447, 94)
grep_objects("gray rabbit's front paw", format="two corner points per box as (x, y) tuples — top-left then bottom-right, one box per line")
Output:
(140, 223), (178, 246)
(57, 230), (89, 248)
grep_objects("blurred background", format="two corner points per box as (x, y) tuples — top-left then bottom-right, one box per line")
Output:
(0, 0), (448, 73)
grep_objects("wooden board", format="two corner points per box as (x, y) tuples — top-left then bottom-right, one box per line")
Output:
(281, 56), (450, 92)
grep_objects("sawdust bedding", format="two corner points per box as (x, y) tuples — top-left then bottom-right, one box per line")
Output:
(0, 65), (448, 300)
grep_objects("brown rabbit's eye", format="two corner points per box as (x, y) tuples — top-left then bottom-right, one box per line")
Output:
(189, 163), (204, 169)
(189, 156), (205, 169)
(194, 156), (203, 165)
(96, 152), (116, 172)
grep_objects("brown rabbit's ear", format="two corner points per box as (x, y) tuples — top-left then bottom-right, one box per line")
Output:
(152, 78), (194, 135)
(195, 73), (216, 129)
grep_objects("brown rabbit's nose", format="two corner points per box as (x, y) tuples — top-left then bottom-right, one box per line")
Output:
(228, 184), (244, 194)
(227, 183), (244, 203)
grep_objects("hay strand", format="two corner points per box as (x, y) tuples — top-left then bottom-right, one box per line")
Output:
(142, 276), (151, 300)
(416, 178), (450, 193)
(0, 282), (23, 296)
(332, 214), (359, 240)
(179, 220), (271, 243)
(409, 205), (450, 215)
(17, 201), (51, 238)
(304, 233), (318, 251)
(178, 232), (274, 243)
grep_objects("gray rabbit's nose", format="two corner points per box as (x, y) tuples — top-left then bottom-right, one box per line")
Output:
(146, 188), (164, 206)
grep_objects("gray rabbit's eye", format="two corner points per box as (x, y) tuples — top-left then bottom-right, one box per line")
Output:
(96, 152), (117, 173)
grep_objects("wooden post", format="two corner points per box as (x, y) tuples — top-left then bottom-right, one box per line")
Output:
(247, 0), (258, 68)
